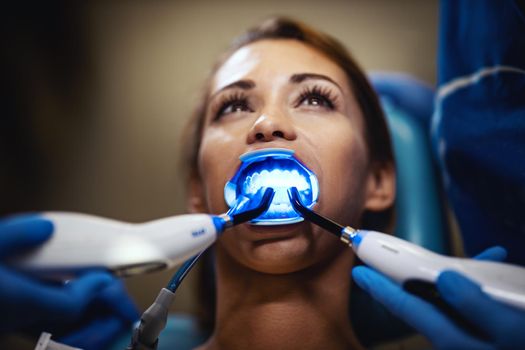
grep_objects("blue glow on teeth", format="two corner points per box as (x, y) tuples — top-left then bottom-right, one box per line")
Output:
(224, 148), (319, 225)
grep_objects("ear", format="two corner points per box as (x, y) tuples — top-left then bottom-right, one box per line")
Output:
(187, 173), (208, 214)
(364, 162), (396, 212)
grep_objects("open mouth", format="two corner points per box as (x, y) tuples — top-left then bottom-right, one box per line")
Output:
(224, 148), (319, 225)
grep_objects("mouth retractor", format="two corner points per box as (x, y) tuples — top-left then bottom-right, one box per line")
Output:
(287, 187), (357, 246)
(224, 148), (319, 225)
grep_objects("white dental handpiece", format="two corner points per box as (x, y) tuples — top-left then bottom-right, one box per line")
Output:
(9, 188), (275, 278)
(346, 228), (525, 311)
(287, 187), (525, 311)
(10, 212), (227, 278)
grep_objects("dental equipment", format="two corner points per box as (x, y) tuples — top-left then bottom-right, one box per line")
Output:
(225, 148), (318, 225)
(288, 187), (525, 311)
(127, 147), (319, 350)
(125, 252), (205, 350)
(124, 184), (279, 350)
(11, 188), (274, 279)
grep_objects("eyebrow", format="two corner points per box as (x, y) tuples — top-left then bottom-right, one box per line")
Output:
(210, 80), (255, 100)
(290, 73), (343, 92)
(210, 72), (343, 100)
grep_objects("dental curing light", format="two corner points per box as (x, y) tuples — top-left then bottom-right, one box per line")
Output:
(10, 188), (274, 278)
(225, 148), (318, 225)
(288, 187), (525, 311)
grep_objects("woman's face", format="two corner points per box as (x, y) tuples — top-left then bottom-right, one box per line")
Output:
(194, 39), (381, 274)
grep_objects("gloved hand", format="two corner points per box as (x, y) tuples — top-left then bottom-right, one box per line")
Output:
(0, 215), (139, 350)
(57, 278), (140, 350)
(352, 247), (525, 350)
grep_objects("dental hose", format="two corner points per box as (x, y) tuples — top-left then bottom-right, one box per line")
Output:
(126, 253), (204, 350)
(127, 188), (274, 350)
(166, 252), (203, 293)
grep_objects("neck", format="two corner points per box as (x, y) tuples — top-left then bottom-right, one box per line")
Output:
(198, 244), (363, 350)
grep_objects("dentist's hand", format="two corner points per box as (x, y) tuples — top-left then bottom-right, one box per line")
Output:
(352, 247), (525, 350)
(0, 215), (139, 349)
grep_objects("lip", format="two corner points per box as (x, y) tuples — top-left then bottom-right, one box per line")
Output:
(236, 146), (319, 187)
(246, 145), (311, 169)
(240, 145), (323, 203)
(240, 222), (306, 241)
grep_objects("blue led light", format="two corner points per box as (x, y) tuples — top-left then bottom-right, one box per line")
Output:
(224, 148), (319, 225)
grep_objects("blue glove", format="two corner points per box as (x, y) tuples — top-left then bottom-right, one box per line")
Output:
(58, 278), (140, 350)
(352, 247), (525, 349)
(0, 215), (139, 350)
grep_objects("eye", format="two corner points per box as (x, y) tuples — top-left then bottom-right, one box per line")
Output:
(215, 93), (252, 119)
(302, 95), (330, 107)
(296, 85), (336, 110)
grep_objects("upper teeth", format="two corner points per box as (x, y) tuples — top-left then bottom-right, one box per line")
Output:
(243, 168), (309, 197)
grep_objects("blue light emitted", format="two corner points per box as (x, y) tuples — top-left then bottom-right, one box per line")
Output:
(224, 148), (319, 225)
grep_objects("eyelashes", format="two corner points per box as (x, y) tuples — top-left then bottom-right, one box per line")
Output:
(296, 85), (337, 110)
(213, 92), (251, 120)
(212, 84), (338, 120)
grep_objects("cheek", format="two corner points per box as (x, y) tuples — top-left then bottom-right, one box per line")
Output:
(198, 126), (243, 213)
(307, 117), (369, 223)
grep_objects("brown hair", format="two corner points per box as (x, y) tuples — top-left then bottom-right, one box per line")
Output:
(182, 16), (395, 331)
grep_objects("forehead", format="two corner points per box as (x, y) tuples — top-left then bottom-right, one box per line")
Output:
(212, 39), (350, 93)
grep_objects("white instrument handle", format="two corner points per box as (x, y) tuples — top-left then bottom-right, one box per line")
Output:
(9, 212), (219, 278)
(354, 230), (525, 310)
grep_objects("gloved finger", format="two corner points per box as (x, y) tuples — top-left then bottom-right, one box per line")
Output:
(58, 316), (127, 350)
(437, 270), (525, 346)
(472, 246), (507, 261)
(0, 268), (106, 331)
(95, 278), (140, 324)
(35, 271), (113, 322)
(0, 215), (53, 259)
(352, 266), (490, 349)
(0, 266), (50, 331)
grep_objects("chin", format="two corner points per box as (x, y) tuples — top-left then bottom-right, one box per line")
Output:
(218, 221), (346, 275)
(218, 224), (319, 275)
(245, 234), (316, 274)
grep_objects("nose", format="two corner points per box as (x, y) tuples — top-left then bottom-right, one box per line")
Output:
(247, 113), (297, 144)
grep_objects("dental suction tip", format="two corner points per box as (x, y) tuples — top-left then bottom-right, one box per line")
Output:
(231, 187), (275, 225)
(288, 187), (303, 212)
(287, 187), (346, 239)
(287, 187), (316, 221)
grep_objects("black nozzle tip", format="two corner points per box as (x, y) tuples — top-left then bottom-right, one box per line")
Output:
(231, 187), (275, 225)
(287, 187), (307, 214)
(259, 187), (275, 213)
(287, 187), (343, 237)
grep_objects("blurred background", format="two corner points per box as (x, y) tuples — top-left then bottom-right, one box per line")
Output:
(1, 0), (438, 334)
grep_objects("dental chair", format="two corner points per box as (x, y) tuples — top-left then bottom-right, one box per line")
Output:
(110, 93), (452, 350)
